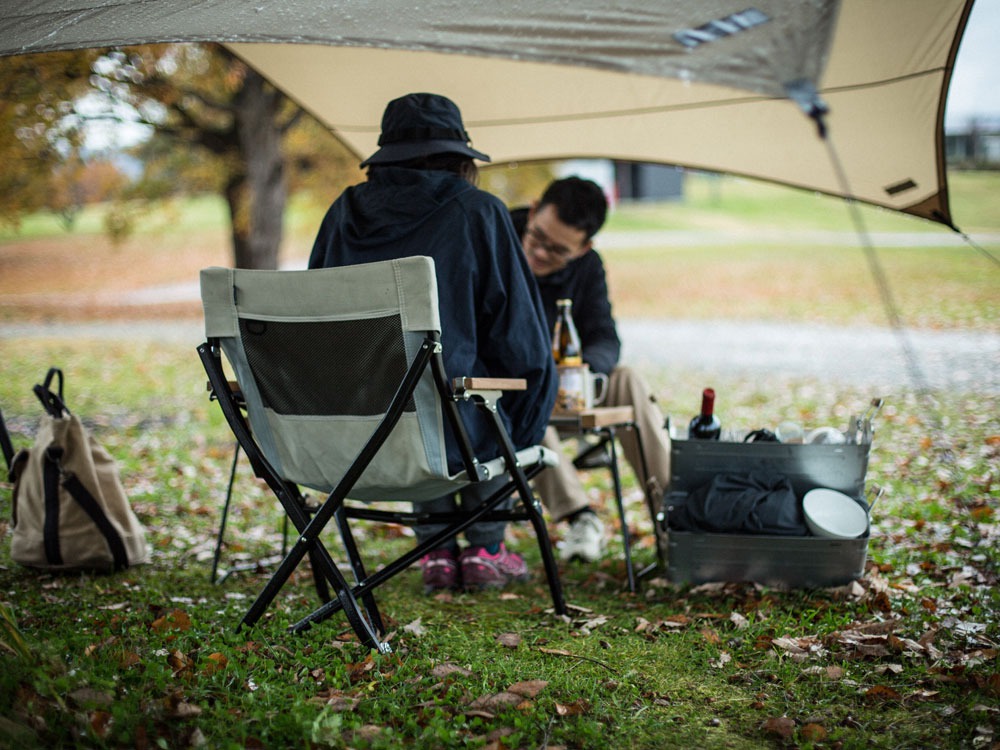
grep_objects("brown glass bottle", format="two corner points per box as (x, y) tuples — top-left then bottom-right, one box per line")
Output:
(551, 298), (582, 365)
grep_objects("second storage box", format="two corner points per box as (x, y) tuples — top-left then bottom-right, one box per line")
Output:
(661, 433), (874, 588)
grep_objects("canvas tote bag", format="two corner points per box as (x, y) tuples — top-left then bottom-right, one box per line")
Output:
(7, 368), (150, 572)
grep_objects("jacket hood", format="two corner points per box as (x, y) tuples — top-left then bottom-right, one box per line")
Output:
(339, 167), (475, 247)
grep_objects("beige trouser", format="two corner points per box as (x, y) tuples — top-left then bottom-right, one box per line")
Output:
(535, 365), (671, 522)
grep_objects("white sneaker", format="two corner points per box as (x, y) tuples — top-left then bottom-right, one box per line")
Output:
(559, 512), (606, 562)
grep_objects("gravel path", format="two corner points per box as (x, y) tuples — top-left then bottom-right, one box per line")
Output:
(5, 317), (997, 395)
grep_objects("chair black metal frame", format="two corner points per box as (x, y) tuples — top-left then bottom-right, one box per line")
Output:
(552, 409), (660, 592)
(197, 261), (566, 653)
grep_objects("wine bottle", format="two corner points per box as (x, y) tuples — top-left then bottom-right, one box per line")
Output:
(688, 388), (721, 440)
(551, 298), (582, 365)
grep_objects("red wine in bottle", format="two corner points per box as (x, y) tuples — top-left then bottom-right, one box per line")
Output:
(688, 388), (721, 440)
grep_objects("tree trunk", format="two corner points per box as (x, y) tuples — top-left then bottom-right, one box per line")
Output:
(226, 69), (287, 270)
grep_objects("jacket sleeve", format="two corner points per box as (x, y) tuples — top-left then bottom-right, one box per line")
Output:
(573, 252), (621, 376)
(474, 203), (558, 449)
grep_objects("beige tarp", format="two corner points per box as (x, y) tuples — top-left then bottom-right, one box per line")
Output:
(0, 1), (974, 226)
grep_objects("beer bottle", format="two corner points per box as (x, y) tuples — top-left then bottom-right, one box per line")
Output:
(552, 299), (582, 365)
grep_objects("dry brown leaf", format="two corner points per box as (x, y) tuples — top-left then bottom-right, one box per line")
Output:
(151, 609), (191, 633)
(800, 723), (828, 741)
(403, 617), (426, 637)
(761, 716), (795, 738)
(430, 662), (474, 679)
(68, 688), (113, 707)
(700, 627), (721, 645)
(865, 684), (902, 702)
(729, 612), (749, 630)
(508, 680), (548, 698)
(496, 632), (521, 649)
(310, 689), (360, 712)
(555, 699), (590, 716)
(202, 652), (228, 676)
(468, 691), (523, 712)
(167, 649), (194, 675)
(89, 710), (113, 739)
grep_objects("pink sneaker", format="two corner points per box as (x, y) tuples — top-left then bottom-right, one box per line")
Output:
(420, 548), (459, 593)
(459, 544), (530, 590)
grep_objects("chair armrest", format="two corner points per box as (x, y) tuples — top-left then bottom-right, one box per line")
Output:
(452, 377), (527, 392)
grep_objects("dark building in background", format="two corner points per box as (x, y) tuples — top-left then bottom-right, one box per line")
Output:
(614, 162), (685, 202)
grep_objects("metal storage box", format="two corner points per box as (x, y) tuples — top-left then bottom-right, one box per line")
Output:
(661, 436), (873, 588)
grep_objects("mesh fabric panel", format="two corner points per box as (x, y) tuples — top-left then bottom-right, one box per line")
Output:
(239, 315), (415, 416)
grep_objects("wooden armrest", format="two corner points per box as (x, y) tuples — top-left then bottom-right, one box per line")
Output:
(452, 377), (527, 392)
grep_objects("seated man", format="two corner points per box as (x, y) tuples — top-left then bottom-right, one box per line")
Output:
(510, 177), (671, 562)
(309, 93), (558, 592)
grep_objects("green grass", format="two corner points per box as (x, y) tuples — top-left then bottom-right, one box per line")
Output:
(1, 340), (997, 749)
(0, 169), (998, 748)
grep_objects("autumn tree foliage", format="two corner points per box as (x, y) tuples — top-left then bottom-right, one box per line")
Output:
(0, 50), (100, 228)
(2, 44), (360, 269)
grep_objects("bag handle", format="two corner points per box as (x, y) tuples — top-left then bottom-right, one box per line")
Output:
(34, 367), (70, 418)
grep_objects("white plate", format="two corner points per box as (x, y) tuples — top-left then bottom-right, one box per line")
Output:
(802, 488), (868, 538)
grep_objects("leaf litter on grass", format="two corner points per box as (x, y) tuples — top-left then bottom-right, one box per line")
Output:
(1, 341), (998, 747)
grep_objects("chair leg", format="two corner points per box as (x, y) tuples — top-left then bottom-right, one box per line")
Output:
(334, 506), (386, 636)
(604, 428), (636, 593)
(237, 484), (390, 653)
(210, 442), (242, 584)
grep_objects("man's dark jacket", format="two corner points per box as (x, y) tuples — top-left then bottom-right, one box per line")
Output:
(510, 207), (621, 375)
(309, 168), (557, 472)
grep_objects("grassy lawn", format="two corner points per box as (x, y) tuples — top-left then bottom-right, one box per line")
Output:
(0, 172), (998, 748)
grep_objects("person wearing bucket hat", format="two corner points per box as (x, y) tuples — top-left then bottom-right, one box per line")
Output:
(309, 93), (557, 593)
(359, 92), (491, 167)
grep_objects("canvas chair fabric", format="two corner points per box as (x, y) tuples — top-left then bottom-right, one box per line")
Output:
(201, 259), (551, 500)
(199, 256), (563, 651)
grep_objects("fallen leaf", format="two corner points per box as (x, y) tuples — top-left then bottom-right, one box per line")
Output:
(403, 617), (426, 637)
(800, 723), (828, 741)
(761, 716), (795, 738)
(496, 632), (521, 649)
(468, 691), (523, 712)
(89, 710), (112, 739)
(864, 684), (902, 702)
(700, 627), (721, 645)
(151, 609), (191, 633)
(168, 649), (194, 676)
(430, 662), (473, 679)
(555, 699), (589, 716)
(729, 612), (749, 630)
(508, 680), (547, 698)
(202, 652), (228, 676)
(68, 688), (113, 707)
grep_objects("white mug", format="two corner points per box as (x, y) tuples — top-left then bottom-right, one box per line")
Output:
(556, 364), (609, 412)
(586, 370), (608, 408)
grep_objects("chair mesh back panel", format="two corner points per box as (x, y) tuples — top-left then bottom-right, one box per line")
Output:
(239, 316), (415, 416)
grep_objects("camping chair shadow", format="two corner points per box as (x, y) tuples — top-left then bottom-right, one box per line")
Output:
(197, 257), (566, 653)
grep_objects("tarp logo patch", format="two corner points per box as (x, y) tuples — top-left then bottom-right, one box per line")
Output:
(674, 8), (771, 49)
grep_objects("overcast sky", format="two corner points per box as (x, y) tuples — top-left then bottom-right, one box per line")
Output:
(945, 0), (1000, 128)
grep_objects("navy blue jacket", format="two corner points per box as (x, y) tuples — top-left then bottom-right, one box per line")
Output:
(309, 168), (557, 472)
(510, 207), (622, 376)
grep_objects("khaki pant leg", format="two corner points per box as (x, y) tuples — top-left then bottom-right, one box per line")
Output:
(533, 426), (592, 522)
(604, 366), (672, 500)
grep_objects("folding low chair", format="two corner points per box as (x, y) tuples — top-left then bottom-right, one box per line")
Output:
(197, 256), (566, 653)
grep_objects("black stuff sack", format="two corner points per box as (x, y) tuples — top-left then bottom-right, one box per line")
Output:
(668, 472), (808, 536)
(6, 368), (150, 572)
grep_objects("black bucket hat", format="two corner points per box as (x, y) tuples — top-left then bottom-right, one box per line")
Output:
(360, 93), (491, 167)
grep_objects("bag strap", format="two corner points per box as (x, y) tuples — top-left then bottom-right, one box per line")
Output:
(34, 368), (69, 418)
(41, 446), (130, 571)
(0, 407), (14, 473)
(42, 447), (64, 566)
(61, 473), (130, 571)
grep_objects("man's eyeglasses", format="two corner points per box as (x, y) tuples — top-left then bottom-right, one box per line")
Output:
(524, 225), (575, 262)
